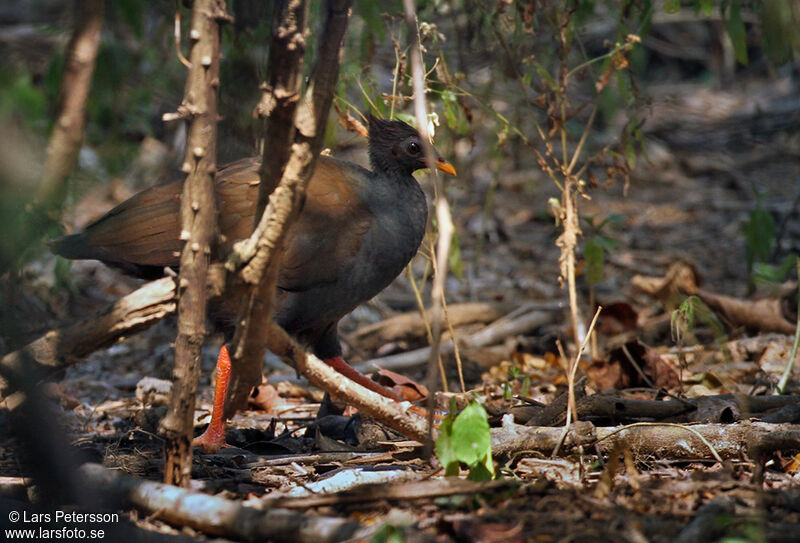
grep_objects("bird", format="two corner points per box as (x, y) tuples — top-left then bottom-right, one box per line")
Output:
(50, 114), (457, 452)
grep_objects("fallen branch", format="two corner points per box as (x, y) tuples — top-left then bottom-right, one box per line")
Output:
(515, 392), (800, 427)
(493, 416), (800, 461)
(354, 309), (554, 373)
(267, 476), (516, 509)
(491, 416), (597, 457)
(78, 463), (369, 543)
(349, 302), (508, 352)
(0, 266), (225, 406)
(264, 321), (432, 444)
(0, 277), (176, 404)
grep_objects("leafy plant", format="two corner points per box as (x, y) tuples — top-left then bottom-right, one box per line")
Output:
(371, 523), (405, 543)
(743, 196), (776, 273)
(670, 295), (728, 348)
(753, 254), (797, 285)
(435, 399), (494, 481)
(503, 365), (530, 400)
(582, 214), (624, 288)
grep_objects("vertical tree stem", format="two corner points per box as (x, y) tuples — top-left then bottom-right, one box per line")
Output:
(161, 0), (230, 488)
(34, 0), (104, 216)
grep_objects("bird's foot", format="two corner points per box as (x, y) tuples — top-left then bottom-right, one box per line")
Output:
(193, 345), (233, 454)
(192, 424), (231, 454)
(323, 356), (430, 418)
(323, 356), (405, 401)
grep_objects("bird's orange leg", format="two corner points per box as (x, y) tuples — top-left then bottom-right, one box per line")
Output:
(194, 350), (428, 454)
(323, 356), (405, 401)
(323, 356), (428, 417)
(192, 345), (232, 454)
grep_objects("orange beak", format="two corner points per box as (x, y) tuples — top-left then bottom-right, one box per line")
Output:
(435, 157), (457, 176)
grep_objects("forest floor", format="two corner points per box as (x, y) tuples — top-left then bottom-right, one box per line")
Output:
(2, 70), (800, 543)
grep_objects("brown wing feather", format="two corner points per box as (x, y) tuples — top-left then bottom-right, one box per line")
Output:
(214, 158), (261, 250)
(72, 155), (371, 288)
(278, 158), (372, 292)
(214, 156), (373, 293)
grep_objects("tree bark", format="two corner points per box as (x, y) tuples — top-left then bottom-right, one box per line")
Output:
(492, 416), (800, 461)
(160, 0), (231, 487)
(33, 0), (104, 217)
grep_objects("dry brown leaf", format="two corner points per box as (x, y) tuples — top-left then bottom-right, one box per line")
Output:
(374, 368), (429, 402)
(249, 380), (299, 413)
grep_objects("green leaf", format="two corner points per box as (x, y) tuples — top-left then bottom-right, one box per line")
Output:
(521, 375), (531, 397)
(584, 238), (605, 287)
(762, 0), (795, 66)
(724, 0), (749, 65)
(597, 213), (625, 229)
(372, 524), (404, 543)
(625, 137), (637, 169)
(532, 62), (557, 91)
(594, 235), (618, 252)
(442, 95), (458, 129)
(743, 206), (775, 265)
(467, 457), (494, 482)
(753, 254), (798, 284)
(435, 400), (494, 478)
(663, 0), (681, 14)
(449, 229), (463, 279)
(434, 399), (460, 476)
(394, 112), (417, 126)
(690, 0), (715, 16)
(451, 401), (493, 470)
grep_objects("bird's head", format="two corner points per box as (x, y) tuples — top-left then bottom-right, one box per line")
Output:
(367, 114), (456, 177)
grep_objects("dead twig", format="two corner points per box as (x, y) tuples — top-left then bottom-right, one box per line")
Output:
(349, 302), (507, 352)
(402, 0), (454, 458)
(552, 306), (602, 457)
(266, 477), (515, 509)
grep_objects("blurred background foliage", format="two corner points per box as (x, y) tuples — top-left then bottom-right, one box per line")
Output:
(1, 0), (797, 191)
(0, 0), (798, 335)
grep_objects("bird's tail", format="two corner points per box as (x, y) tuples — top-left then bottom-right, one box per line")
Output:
(48, 232), (97, 261)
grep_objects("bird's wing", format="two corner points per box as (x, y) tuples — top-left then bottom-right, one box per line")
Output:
(198, 155), (372, 292)
(277, 157), (373, 293)
(214, 157), (262, 251)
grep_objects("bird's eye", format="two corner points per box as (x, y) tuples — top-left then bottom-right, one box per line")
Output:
(407, 142), (420, 155)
